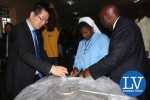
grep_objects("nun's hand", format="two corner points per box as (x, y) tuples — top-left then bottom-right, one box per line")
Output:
(70, 68), (79, 77)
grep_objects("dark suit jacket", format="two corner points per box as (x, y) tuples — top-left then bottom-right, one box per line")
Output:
(0, 33), (7, 58)
(6, 21), (52, 97)
(89, 17), (146, 83)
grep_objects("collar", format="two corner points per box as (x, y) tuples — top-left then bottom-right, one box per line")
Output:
(26, 19), (35, 32)
(113, 16), (120, 30)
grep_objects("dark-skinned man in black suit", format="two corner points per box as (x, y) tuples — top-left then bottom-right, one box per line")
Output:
(6, 2), (68, 99)
(89, 4), (146, 83)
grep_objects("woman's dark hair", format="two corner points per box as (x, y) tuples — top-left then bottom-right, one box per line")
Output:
(46, 8), (58, 31)
(77, 22), (92, 33)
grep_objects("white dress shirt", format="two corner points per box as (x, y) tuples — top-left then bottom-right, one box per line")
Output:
(113, 16), (120, 30)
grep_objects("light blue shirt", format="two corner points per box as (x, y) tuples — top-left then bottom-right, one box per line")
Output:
(73, 33), (110, 71)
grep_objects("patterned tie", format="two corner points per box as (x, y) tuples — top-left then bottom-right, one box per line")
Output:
(32, 30), (43, 80)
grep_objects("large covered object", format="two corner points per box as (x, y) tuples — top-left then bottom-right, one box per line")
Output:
(15, 76), (137, 100)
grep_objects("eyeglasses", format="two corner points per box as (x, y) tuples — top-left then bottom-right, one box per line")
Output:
(37, 16), (48, 24)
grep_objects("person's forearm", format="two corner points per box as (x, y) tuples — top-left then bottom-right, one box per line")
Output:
(89, 27), (137, 79)
(19, 49), (52, 75)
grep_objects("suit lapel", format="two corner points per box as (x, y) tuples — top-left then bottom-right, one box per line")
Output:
(21, 21), (35, 50)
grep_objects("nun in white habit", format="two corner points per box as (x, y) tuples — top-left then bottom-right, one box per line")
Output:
(73, 17), (110, 71)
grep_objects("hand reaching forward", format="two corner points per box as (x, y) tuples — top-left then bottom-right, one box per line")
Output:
(70, 68), (79, 77)
(50, 65), (68, 77)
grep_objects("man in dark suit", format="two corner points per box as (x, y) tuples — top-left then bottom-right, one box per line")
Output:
(89, 4), (146, 83)
(6, 2), (68, 99)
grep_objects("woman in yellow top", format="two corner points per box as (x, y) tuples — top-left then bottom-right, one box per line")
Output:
(42, 27), (60, 58)
(41, 8), (61, 64)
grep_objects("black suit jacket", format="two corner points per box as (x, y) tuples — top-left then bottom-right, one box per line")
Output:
(0, 33), (7, 58)
(6, 21), (52, 97)
(89, 17), (146, 82)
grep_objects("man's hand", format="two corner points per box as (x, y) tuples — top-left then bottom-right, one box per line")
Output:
(50, 65), (68, 77)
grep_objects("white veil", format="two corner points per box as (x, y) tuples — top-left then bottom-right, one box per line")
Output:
(79, 17), (101, 34)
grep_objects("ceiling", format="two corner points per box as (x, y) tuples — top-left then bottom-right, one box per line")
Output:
(48, 0), (150, 27)
(0, 0), (149, 27)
